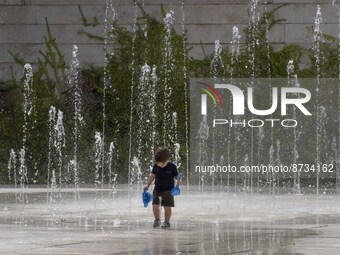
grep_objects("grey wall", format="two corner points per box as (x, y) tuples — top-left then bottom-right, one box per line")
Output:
(0, 0), (339, 79)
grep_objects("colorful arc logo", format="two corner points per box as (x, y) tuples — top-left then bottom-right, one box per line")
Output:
(197, 82), (223, 107)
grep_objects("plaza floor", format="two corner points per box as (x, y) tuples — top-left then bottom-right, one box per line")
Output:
(1, 185), (340, 254)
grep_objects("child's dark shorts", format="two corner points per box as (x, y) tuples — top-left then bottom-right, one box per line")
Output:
(152, 189), (175, 207)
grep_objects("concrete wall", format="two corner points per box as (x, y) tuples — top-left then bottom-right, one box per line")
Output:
(0, 0), (339, 79)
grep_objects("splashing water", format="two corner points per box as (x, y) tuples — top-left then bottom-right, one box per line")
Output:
(268, 144), (275, 192)
(248, 0), (260, 78)
(55, 110), (65, 194)
(128, 1), (139, 204)
(18, 148), (28, 209)
(210, 40), (225, 79)
(219, 155), (225, 192)
(316, 106), (327, 195)
(274, 140), (281, 195)
(131, 157), (142, 202)
(314, 6), (323, 195)
(287, 60), (294, 78)
(47, 107), (56, 178)
(47, 106), (57, 213)
(95, 132), (103, 190)
(181, 0), (190, 191)
(21, 64), (33, 180)
(94, 131), (103, 230)
(47, 107), (65, 215)
(230, 26), (241, 79)
(102, 0), (116, 190)
(136, 63), (151, 159)
(8, 149), (17, 210)
(243, 154), (250, 208)
(174, 143), (181, 169)
(337, 1), (340, 195)
(23, 64), (33, 118)
(17, 63), (34, 208)
(163, 10), (175, 145)
(264, 2), (272, 78)
(256, 127), (265, 192)
(70, 45), (82, 201)
(197, 115), (209, 191)
(245, 0), (261, 195)
(107, 141), (117, 198)
(286, 61), (302, 193)
(150, 65), (157, 159)
(210, 39), (225, 188)
(230, 27), (241, 193)
(172, 112), (178, 152)
(131, 62), (155, 196)
(231, 26), (241, 59)
(329, 136), (340, 193)
(164, 10), (175, 32)
(136, 63), (155, 167)
(8, 149), (16, 182)
(314, 5), (322, 84)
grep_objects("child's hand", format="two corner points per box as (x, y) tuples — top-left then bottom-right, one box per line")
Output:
(144, 185), (149, 190)
(177, 180), (181, 186)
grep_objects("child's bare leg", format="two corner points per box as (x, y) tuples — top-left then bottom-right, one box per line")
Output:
(153, 204), (160, 219)
(164, 206), (171, 223)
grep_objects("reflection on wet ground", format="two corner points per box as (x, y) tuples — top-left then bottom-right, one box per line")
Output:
(0, 186), (340, 254)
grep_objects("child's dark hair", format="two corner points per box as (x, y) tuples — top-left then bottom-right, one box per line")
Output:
(154, 146), (170, 163)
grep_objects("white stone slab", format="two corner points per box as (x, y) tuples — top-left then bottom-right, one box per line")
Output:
(285, 23), (339, 43)
(277, 4), (339, 24)
(0, 43), (106, 63)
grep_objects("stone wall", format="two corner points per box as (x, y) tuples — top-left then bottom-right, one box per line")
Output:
(0, 0), (339, 79)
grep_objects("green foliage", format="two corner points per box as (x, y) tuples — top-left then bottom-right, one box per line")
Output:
(1, 19), (67, 183)
(78, 5), (100, 27)
(8, 51), (25, 66)
(38, 18), (67, 86)
(1, 3), (340, 184)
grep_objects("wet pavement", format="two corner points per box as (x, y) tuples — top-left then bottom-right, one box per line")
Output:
(1, 186), (340, 254)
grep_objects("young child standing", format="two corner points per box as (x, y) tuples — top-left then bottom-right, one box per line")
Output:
(144, 146), (180, 229)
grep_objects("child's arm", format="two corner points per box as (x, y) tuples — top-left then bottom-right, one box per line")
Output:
(174, 175), (181, 186)
(144, 173), (155, 190)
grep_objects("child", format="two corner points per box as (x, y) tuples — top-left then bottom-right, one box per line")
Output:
(144, 146), (180, 229)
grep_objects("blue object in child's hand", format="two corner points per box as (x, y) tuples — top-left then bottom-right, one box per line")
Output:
(171, 173), (183, 196)
(142, 188), (152, 208)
